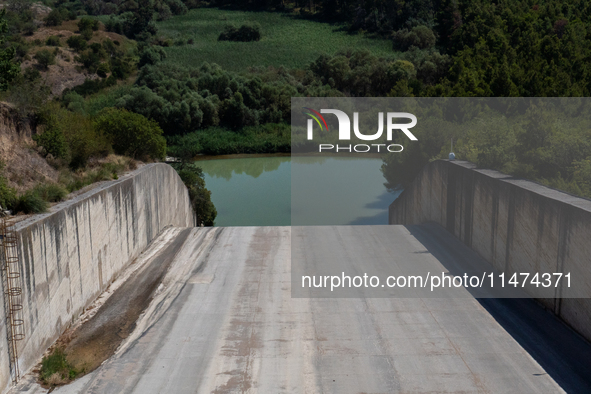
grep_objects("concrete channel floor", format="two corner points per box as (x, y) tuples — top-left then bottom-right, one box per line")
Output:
(13, 225), (591, 393)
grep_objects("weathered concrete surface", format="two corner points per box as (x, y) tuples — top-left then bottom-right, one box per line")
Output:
(14, 225), (591, 393)
(0, 163), (195, 394)
(389, 160), (591, 343)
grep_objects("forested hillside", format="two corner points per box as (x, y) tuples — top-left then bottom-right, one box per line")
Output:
(209, 0), (591, 97)
(1, 0), (590, 212)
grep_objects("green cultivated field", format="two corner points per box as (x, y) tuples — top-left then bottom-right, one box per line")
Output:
(156, 8), (396, 71)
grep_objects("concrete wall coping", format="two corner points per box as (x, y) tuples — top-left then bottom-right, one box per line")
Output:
(13, 163), (164, 231)
(445, 160), (591, 211)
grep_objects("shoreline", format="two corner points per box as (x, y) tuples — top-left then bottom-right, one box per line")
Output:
(192, 152), (385, 161)
(192, 153), (292, 161)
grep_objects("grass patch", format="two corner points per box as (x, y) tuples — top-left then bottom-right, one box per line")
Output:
(5, 155), (136, 215)
(156, 8), (396, 71)
(32, 183), (68, 203)
(60, 155), (137, 193)
(13, 191), (49, 214)
(40, 348), (81, 388)
(11, 182), (68, 215)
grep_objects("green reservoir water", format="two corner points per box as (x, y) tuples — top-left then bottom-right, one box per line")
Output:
(196, 157), (400, 227)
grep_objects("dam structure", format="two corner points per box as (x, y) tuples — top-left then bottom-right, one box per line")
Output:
(2, 161), (591, 393)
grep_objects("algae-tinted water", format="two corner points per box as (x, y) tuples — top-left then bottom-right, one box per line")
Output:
(196, 156), (399, 227)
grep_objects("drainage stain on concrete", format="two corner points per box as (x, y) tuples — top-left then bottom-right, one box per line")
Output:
(57, 229), (191, 379)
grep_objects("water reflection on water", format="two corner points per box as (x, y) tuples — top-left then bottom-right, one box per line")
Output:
(291, 157), (400, 226)
(195, 156), (398, 227)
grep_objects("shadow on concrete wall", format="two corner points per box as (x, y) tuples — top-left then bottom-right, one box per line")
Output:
(408, 223), (591, 393)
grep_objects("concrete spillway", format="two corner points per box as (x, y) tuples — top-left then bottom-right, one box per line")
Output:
(5, 161), (591, 394)
(14, 224), (591, 394)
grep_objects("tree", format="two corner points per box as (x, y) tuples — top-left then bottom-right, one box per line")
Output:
(171, 161), (217, 226)
(77, 17), (100, 32)
(0, 9), (20, 91)
(34, 49), (56, 70)
(94, 108), (166, 161)
(44, 9), (64, 27)
(33, 124), (69, 161)
(67, 35), (88, 52)
(218, 23), (262, 42)
(138, 45), (166, 67)
(125, 0), (158, 39)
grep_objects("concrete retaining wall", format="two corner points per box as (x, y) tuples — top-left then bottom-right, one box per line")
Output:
(389, 160), (591, 342)
(0, 163), (195, 393)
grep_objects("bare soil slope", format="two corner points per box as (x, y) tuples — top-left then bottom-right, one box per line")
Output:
(0, 102), (58, 192)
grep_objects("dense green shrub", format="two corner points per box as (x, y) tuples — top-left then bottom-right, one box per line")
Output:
(61, 111), (112, 169)
(66, 76), (117, 97)
(36, 103), (113, 169)
(124, 0), (158, 39)
(96, 62), (110, 78)
(13, 191), (48, 214)
(165, 0), (188, 16)
(167, 123), (290, 155)
(5, 1), (36, 35)
(75, 44), (106, 73)
(171, 162), (216, 226)
(138, 45), (166, 67)
(6, 0), (30, 15)
(33, 125), (69, 161)
(11, 37), (30, 60)
(187, 179), (216, 226)
(392, 26), (436, 51)
(401, 48), (450, 86)
(104, 15), (124, 34)
(65, 37), (133, 80)
(156, 2), (172, 21)
(218, 22), (261, 42)
(310, 50), (418, 96)
(572, 159), (591, 197)
(62, 91), (85, 112)
(23, 67), (41, 81)
(34, 49), (56, 70)
(44, 9), (64, 27)
(80, 28), (93, 40)
(77, 17), (100, 32)
(115, 62), (295, 134)
(32, 183), (68, 203)
(66, 35), (87, 52)
(63, 0), (195, 19)
(109, 56), (134, 79)
(0, 9), (21, 91)
(94, 108), (166, 161)
(46, 36), (61, 46)
(101, 38), (135, 79)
